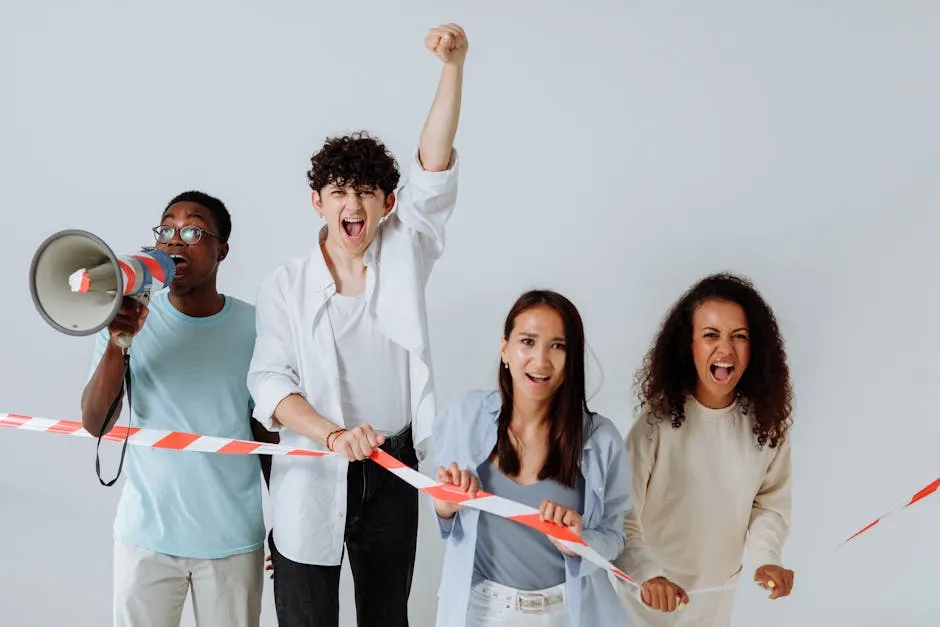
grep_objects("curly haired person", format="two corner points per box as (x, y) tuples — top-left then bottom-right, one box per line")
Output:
(613, 272), (795, 627)
(247, 23), (467, 627)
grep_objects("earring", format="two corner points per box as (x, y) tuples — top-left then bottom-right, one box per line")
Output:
(503, 362), (508, 369)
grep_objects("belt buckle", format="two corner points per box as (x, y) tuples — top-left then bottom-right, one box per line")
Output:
(517, 593), (547, 613)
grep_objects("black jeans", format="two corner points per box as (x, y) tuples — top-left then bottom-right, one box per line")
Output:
(270, 426), (420, 627)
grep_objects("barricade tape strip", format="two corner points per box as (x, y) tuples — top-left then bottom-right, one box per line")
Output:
(0, 413), (633, 584)
(3, 412), (938, 595)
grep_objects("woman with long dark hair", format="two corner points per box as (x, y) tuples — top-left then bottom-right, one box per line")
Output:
(613, 273), (795, 626)
(431, 290), (631, 626)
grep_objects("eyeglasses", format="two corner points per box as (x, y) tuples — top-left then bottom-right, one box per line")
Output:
(152, 225), (220, 245)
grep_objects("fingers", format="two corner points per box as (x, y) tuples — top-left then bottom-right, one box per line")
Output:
(425, 23), (468, 60)
(561, 508), (582, 535)
(677, 585), (690, 607)
(539, 501), (582, 535)
(467, 473), (480, 498)
(109, 298), (148, 338)
(640, 578), (687, 613)
(754, 566), (794, 599)
(436, 463), (479, 498)
(335, 424), (386, 461)
(428, 23), (465, 48)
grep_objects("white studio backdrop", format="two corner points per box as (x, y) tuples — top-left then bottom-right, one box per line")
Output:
(1, 1), (938, 625)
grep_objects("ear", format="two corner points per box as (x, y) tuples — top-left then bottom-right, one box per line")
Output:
(383, 191), (396, 217)
(218, 242), (229, 262)
(499, 337), (508, 367)
(311, 190), (322, 212)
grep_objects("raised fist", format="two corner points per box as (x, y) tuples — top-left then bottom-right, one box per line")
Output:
(424, 23), (468, 66)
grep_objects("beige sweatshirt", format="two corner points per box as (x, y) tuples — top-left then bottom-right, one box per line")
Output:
(614, 396), (791, 589)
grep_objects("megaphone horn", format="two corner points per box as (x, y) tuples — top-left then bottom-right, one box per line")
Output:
(29, 229), (176, 341)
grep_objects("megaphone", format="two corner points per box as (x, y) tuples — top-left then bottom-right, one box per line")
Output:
(29, 229), (176, 347)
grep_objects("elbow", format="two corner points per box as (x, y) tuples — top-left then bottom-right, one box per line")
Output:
(417, 146), (455, 173)
(80, 396), (115, 438)
(81, 413), (104, 438)
(79, 396), (99, 437)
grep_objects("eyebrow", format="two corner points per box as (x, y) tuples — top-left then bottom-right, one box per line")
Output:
(703, 326), (748, 333)
(519, 331), (566, 342)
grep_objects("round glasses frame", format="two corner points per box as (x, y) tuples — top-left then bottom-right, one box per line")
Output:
(152, 225), (221, 245)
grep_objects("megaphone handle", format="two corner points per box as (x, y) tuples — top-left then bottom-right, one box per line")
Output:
(112, 293), (152, 350)
(95, 349), (133, 487)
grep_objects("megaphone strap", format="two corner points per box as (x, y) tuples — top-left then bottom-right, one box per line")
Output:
(94, 351), (132, 487)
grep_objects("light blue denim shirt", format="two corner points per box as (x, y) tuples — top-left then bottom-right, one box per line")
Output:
(431, 389), (635, 627)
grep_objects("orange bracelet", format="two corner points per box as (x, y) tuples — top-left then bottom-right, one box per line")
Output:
(326, 428), (346, 452)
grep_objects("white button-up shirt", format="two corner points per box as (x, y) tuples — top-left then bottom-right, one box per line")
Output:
(247, 149), (459, 566)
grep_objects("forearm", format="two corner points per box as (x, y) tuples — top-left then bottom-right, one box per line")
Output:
(418, 64), (462, 171)
(616, 516), (665, 583)
(747, 509), (789, 566)
(272, 393), (340, 446)
(80, 340), (126, 437)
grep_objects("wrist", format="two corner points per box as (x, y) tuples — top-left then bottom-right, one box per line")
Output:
(441, 62), (464, 75)
(434, 503), (456, 519)
(325, 428), (346, 451)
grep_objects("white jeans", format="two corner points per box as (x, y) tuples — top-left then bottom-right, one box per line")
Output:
(113, 537), (263, 627)
(466, 579), (569, 626)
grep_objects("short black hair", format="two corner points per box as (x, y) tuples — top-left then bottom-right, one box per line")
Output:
(164, 190), (231, 243)
(307, 131), (400, 196)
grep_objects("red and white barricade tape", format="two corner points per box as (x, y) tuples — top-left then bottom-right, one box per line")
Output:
(2, 412), (938, 595)
(0, 412), (632, 584)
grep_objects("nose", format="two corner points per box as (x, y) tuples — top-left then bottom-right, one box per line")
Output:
(715, 337), (734, 356)
(345, 193), (362, 211)
(533, 345), (552, 367)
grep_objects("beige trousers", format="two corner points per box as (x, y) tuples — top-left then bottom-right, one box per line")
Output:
(113, 537), (263, 627)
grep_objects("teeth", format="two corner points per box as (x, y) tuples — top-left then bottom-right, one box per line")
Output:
(527, 374), (549, 380)
(713, 362), (733, 368)
(342, 218), (364, 223)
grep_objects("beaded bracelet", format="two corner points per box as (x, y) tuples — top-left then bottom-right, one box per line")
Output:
(326, 428), (347, 452)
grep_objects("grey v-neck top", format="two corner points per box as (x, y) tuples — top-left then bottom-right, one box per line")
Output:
(472, 459), (585, 591)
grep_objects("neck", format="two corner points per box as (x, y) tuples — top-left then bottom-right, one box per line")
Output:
(510, 395), (552, 434)
(322, 238), (366, 294)
(168, 283), (224, 318)
(694, 386), (736, 409)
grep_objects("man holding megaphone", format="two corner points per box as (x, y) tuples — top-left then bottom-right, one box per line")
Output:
(78, 191), (269, 627)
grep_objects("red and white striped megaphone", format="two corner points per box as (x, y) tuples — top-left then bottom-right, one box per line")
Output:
(28, 229), (176, 347)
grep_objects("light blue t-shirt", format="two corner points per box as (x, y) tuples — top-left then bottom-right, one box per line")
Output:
(90, 290), (265, 559)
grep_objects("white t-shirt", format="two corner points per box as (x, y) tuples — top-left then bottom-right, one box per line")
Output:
(326, 292), (411, 435)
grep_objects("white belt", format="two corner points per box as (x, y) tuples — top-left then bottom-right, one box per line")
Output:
(474, 579), (566, 614)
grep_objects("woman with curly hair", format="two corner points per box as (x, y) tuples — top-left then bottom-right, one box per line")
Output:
(613, 272), (795, 627)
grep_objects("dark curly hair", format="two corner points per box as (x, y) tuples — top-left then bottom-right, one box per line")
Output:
(636, 272), (793, 448)
(306, 131), (400, 195)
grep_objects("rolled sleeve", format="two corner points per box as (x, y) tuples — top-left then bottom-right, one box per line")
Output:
(247, 273), (303, 432)
(436, 512), (464, 540)
(393, 147), (459, 262)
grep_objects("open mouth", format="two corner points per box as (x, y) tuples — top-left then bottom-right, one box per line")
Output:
(168, 253), (189, 270)
(709, 362), (735, 383)
(526, 373), (550, 384)
(342, 217), (365, 239)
